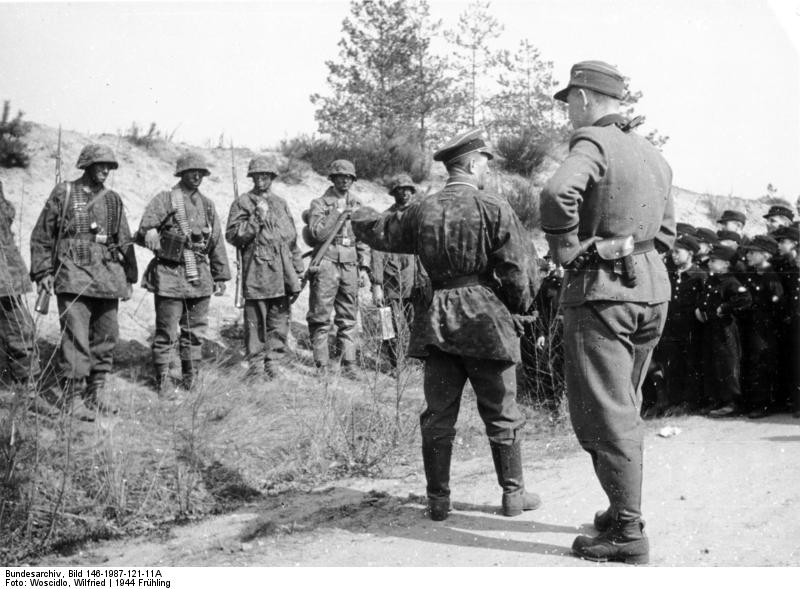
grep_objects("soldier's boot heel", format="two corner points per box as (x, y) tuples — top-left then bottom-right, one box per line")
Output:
(422, 439), (452, 521)
(594, 508), (613, 532)
(490, 440), (541, 517)
(572, 520), (650, 565)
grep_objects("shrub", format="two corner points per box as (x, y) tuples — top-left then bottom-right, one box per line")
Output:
(0, 101), (31, 169)
(494, 127), (552, 177)
(496, 173), (541, 229)
(122, 122), (175, 149)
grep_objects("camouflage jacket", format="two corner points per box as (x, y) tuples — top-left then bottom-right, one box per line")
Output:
(541, 114), (676, 307)
(352, 176), (539, 362)
(307, 186), (370, 268)
(370, 201), (429, 301)
(225, 190), (304, 299)
(29, 177), (137, 299)
(0, 181), (32, 297)
(138, 184), (231, 298)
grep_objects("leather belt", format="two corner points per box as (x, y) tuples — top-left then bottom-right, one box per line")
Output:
(631, 239), (655, 255)
(431, 274), (490, 290)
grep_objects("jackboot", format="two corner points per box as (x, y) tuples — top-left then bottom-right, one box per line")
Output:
(490, 440), (542, 516)
(84, 373), (117, 415)
(572, 518), (649, 565)
(422, 439), (452, 521)
(181, 360), (198, 392)
(594, 508), (613, 532)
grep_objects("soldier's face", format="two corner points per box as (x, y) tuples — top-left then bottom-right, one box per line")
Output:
(745, 249), (768, 267)
(180, 170), (204, 190)
(708, 258), (730, 274)
(670, 247), (692, 266)
(777, 238), (797, 256)
(331, 174), (354, 195)
(698, 242), (712, 255)
(393, 187), (414, 207)
(471, 154), (490, 189)
(252, 173), (274, 193)
(765, 215), (790, 232)
(566, 88), (591, 128)
(719, 239), (738, 249)
(719, 220), (743, 234)
(87, 163), (112, 185)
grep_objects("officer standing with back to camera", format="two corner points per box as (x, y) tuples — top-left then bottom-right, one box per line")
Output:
(30, 144), (138, 420)
(305, 159), (370, 379)
(352, 130), (541, 522)
(540, 61), (676, 564)
(138, 153), (231, 397)
(225, 156), (304, 380)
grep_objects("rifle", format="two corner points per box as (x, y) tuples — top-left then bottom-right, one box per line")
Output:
(230, 140), (245, 309)
(55, 125), (63, 185)
(293, 210), (350, 302)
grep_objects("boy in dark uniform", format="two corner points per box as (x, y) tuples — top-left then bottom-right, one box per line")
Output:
(699, 246), (752, 417)
(772, 226), (799, 416)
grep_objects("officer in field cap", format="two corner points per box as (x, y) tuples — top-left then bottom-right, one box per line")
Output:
(305, 159), (370, 378)
(137, 151), (230, 396)
(763, 204), (794, 234)
(352, 128), (541, 524)
(226, 155), (303, 380)
(542, 60), (675, 564)
(30, 143), (138, 419)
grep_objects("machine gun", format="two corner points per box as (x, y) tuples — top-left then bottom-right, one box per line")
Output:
(292, 210), (350, 303)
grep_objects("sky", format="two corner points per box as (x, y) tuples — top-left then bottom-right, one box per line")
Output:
(1, 0), (798, 199)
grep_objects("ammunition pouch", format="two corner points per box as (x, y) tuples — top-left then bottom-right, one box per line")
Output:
(157, 230), (187, 263)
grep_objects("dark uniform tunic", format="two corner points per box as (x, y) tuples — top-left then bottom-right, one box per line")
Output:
(739, 268), (784, 411)
(774, 253), (800, 411)
(138, 185), (230, 370)
(305, 186), (370, 366)
(225, 189), (304, 368)
(651, 263), (707, 408)
(540, 114), (675, 524)
(696, 272), (752, 405)
(0, 180), (37, 383)
(352, 175), (538, 444)
(29, 178), (137, 384)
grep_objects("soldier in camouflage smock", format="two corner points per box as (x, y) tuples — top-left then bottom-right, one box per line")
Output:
(0, 179), (39, 394)
(305, 159), (370, 378)
(138, 153), (231, 395)
(353, 130), (541, 523)
(226, 156), (304, 379)
(29, 144), (138, 420)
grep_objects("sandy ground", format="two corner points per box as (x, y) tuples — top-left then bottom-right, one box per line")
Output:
(35, 412), (799, 567)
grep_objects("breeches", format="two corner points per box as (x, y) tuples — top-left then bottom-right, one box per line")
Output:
(244, 296), (290, 364)
(152, 295), (210, 367)
(306, 259), (358, 363)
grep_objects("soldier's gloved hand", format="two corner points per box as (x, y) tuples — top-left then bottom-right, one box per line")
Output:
(694, 308), (707, 323)
(39, 275), (54, 294)
(372, 284), (384, 307)
(358, 268), (370, 288)
(144, 228), (161, 251)
(214, 281), (226, 296)
(122, 282), (133, 302)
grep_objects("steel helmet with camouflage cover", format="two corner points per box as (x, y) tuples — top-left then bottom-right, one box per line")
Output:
(76, 144), (119, 170)
(328, 159), (356, 180)
(174, 152), (211, 177)
(388, 173), (416, 195)
(247, 156), (279, 178)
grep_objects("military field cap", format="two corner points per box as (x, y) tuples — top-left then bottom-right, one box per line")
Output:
(674, 234), (700, 254)
(328, 159), (357, 179)
(676, 222), (697, 237)
(76, 144), (119, 170)
(773, 225), (800, 243)
(708, 245), (738, 262)
(554, 61), (626, 103)
(247, 156), (279, 178)
(175, 152), (211, 177)
(716, 229), (741, 244)
(695, 228), (719, 245)
(433, 129), (494, 164)
(388, 173), (416, 195)
(743, 234), (778, 256)
(717, 209), (746, 225)
(763, 204), (795, 220)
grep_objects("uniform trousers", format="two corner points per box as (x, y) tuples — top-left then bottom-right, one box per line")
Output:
(740, 318), (778, 410)
(56, 293), (119, 382)
(702, 320), (742, 404)
(306, 258), (358, 365)
(244, 296), (290, 367)
(0, 295), (38, 382)
(562, 301), (667, 523)
(420, 347), (525, 447)
(152, 295), (209, 370)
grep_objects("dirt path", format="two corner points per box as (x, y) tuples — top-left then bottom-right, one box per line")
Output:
(37, 414), (799, 567)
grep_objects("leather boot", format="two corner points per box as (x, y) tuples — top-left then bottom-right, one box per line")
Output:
(594, 508), (613, 532)
(490, 440), (542, 516)
(422, 439), (452, 521)
(572, 518), (649, 565)
(181, 360), (198, 392)
(154, 365), (178, 400)
(84, 373), (117, 415)
(46, 378), (95, 422)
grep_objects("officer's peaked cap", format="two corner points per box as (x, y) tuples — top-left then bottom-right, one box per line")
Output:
(433, 129), (494, 164)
